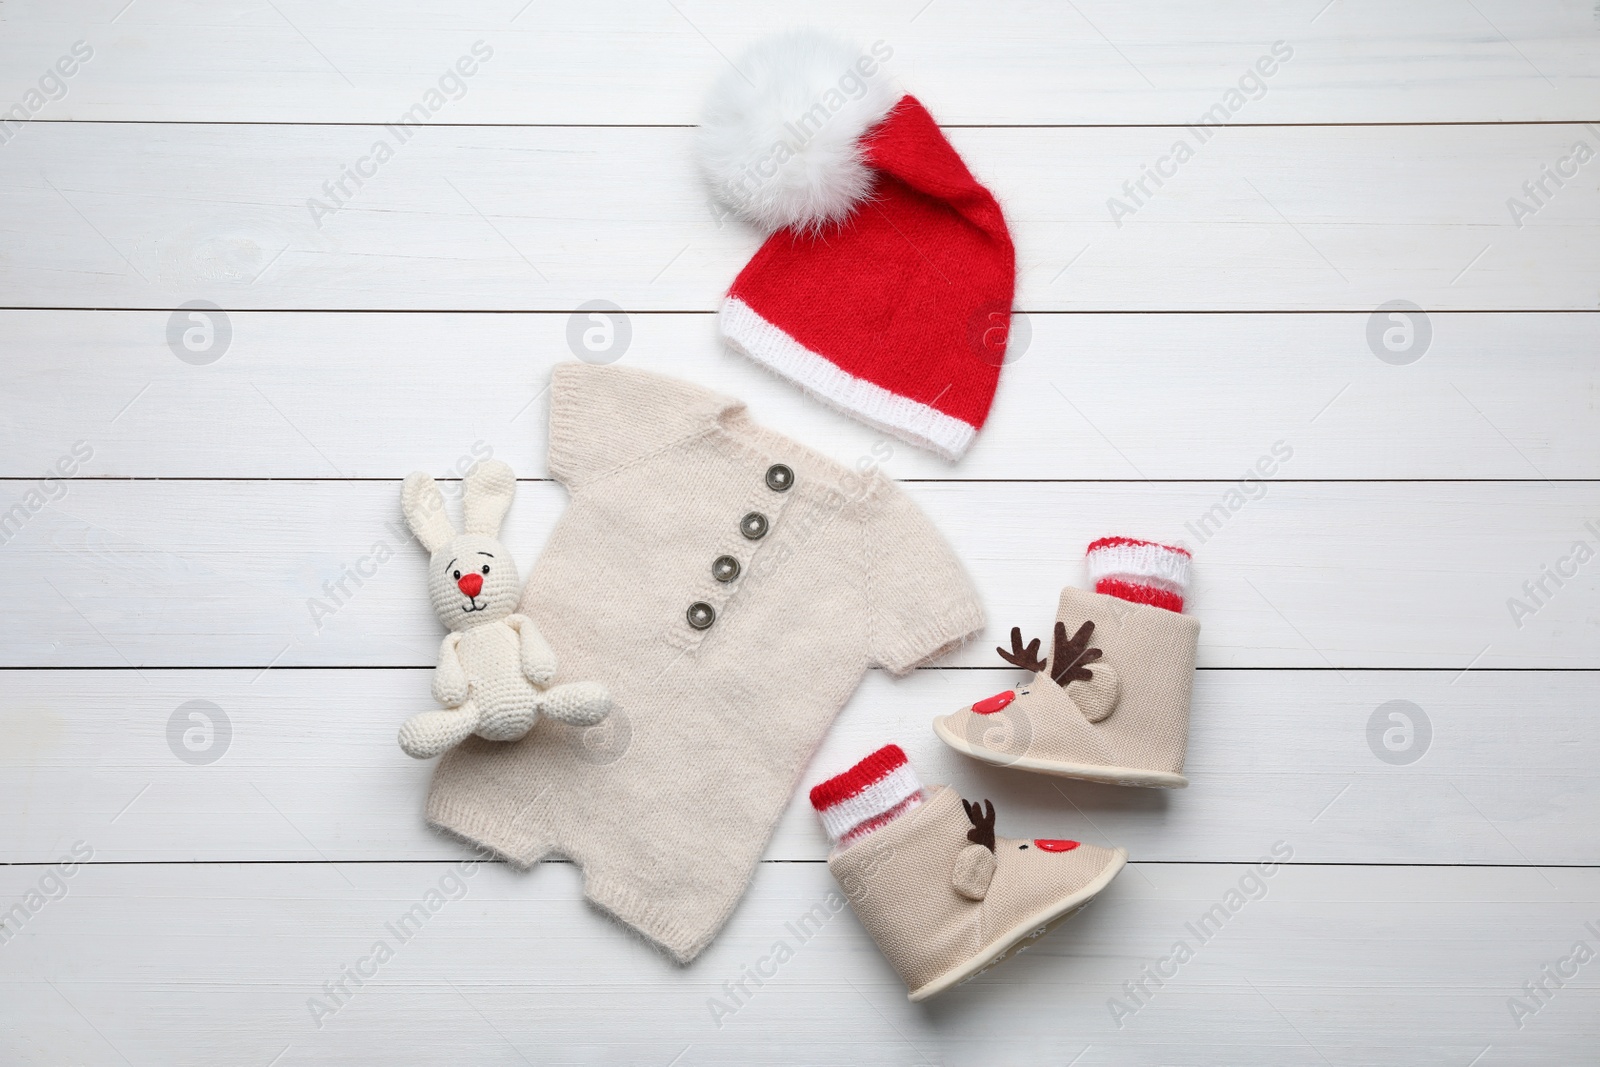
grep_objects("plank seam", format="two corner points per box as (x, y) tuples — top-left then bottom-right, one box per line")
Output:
(1, 858), (1594, 868)
(9, 119), (1600, 129)
(2, 477), (1594, 484)
(7, 307), (1600, 315)
(2, 665), (1594, 673)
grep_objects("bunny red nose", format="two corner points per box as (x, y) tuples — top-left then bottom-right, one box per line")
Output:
(457, 573), (484, 598)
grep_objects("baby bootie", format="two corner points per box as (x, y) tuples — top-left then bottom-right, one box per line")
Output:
(811, 745), (1126, 1001)
(935, 537), (1201, 788)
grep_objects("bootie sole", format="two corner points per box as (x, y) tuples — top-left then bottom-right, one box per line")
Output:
(907, 848), (1128, 1002)
(934, 717), (1188, 788)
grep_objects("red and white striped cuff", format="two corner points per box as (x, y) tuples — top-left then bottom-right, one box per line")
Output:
(809, 744), (925, 846)
(719, 297), (979, 461)
(1086, 536), (1192, 613)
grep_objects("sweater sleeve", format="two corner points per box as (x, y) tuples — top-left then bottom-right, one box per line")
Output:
(864, 486), (986, 676)
(546, 362), (739, 489)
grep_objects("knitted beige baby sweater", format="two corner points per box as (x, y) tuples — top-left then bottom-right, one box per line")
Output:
(427, 363), (984, 962)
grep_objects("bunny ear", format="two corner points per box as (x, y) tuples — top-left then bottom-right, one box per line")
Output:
(461, 459), (515, 536)
(401, 472), (456, 554)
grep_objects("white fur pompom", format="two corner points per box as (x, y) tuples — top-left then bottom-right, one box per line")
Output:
(696, 30), (900, 234)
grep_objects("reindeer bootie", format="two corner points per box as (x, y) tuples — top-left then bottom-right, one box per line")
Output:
(811, 746), (1126, 1001)
(935, 537), (1201, 788)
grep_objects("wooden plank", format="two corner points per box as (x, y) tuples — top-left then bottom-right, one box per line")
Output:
(0, 860), (1594, 1065)
(3, 309), (1595, 481)
(3, 479), (1594, 669)
(3, 667), (1595, 866)
(2, 4), (1593, 1064)
(3, 477), (1591, 670)
(4, 123), (1598, 311)
(2, 0), (1598, 125)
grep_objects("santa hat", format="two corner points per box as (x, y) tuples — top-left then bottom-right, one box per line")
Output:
(696, 30), (1016, 462)
(1086, 537), (1193, 613)
(809, 743), (925, 846)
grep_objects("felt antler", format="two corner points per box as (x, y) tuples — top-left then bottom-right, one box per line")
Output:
(1050, 620), (1103, 687)
(996, 627), (1047, 673)
(962, 798), (996, 852)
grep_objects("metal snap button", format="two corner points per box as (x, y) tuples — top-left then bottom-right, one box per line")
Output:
(686, 602), (716, 630)
(765, 463), (794, 492)
(740, 512), (768, 540)
(712, 555), (740, 583)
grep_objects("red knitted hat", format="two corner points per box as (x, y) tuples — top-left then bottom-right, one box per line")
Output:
(697, 31), (1016, 461)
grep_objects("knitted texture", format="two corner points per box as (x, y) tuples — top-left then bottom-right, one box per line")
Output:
(1085, 536), (1191, 613)
(716, 94), (1016, 461)
(426, 364), (985, 962)
(809, 744), (925, 845)
(829, 786), (1125, 1000)
(396, 461), (612, 760)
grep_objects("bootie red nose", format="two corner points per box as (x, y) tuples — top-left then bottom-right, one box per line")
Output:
(972, 690), (1016, 715)
(1033, 839), (1080, 852)
(457, 573), (484, 598)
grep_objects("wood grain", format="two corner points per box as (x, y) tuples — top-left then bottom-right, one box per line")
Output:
(2, 0), (1598, 124)
(2, 667), (1594, 866)
(5, 479), (1594, 669)
(3, 123), (1598, 311)
(3, 310), (1595, 481)
(1, 860), (1594, 1065)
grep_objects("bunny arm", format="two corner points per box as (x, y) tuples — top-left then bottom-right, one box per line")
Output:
(504, 614), (558, 686)
(431, 632), (470, 707)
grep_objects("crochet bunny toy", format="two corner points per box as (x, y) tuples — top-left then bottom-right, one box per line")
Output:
(396, 459), (611, 760)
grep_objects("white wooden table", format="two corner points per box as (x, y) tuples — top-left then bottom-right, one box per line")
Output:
(2, 2), (1597, 1063)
